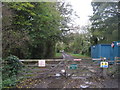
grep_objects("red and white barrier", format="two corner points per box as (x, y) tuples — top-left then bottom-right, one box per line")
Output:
(74, 59), (82, 61)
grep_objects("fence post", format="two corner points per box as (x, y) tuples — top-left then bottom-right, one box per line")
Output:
(100, 57), (108, 78)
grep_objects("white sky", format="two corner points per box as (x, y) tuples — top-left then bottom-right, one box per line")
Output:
(65, 0), (93, 26)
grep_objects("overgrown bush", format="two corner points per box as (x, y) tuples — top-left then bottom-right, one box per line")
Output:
(2, 55), (23, 88)
(2, 76), (17, 88)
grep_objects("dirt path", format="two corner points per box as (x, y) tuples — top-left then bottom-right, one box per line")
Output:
(16, 53), (119, 88)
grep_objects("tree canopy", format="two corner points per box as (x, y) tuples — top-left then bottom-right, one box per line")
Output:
(2, 2), (73, 59)
(90, 1), (119, 45)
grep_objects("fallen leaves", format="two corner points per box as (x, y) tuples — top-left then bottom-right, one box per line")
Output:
(16, 78), (43, 88)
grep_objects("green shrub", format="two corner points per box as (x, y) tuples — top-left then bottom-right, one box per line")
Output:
(3, 55), (22, 76)
(2, 77), (17, 88)
(2, 55), (23, 88)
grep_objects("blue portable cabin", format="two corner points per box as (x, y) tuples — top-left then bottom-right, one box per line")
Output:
(91, 44), (111, 60)
(91, 41), (120, 63)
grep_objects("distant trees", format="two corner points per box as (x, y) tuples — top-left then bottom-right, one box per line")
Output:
(89, 1), (120, 45)
(56, 31), (91, 55)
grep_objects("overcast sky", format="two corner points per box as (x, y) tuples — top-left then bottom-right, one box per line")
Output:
(65, 0), (93, 27)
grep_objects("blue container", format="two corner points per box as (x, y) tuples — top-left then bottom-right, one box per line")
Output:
(91, 44), (111, 60)
(111, 41), (120, 60)
(91, 41), (120, 62)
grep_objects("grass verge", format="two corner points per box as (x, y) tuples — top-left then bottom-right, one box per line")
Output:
(54, 53), (62, 59)
(67, 53), (90, 58)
